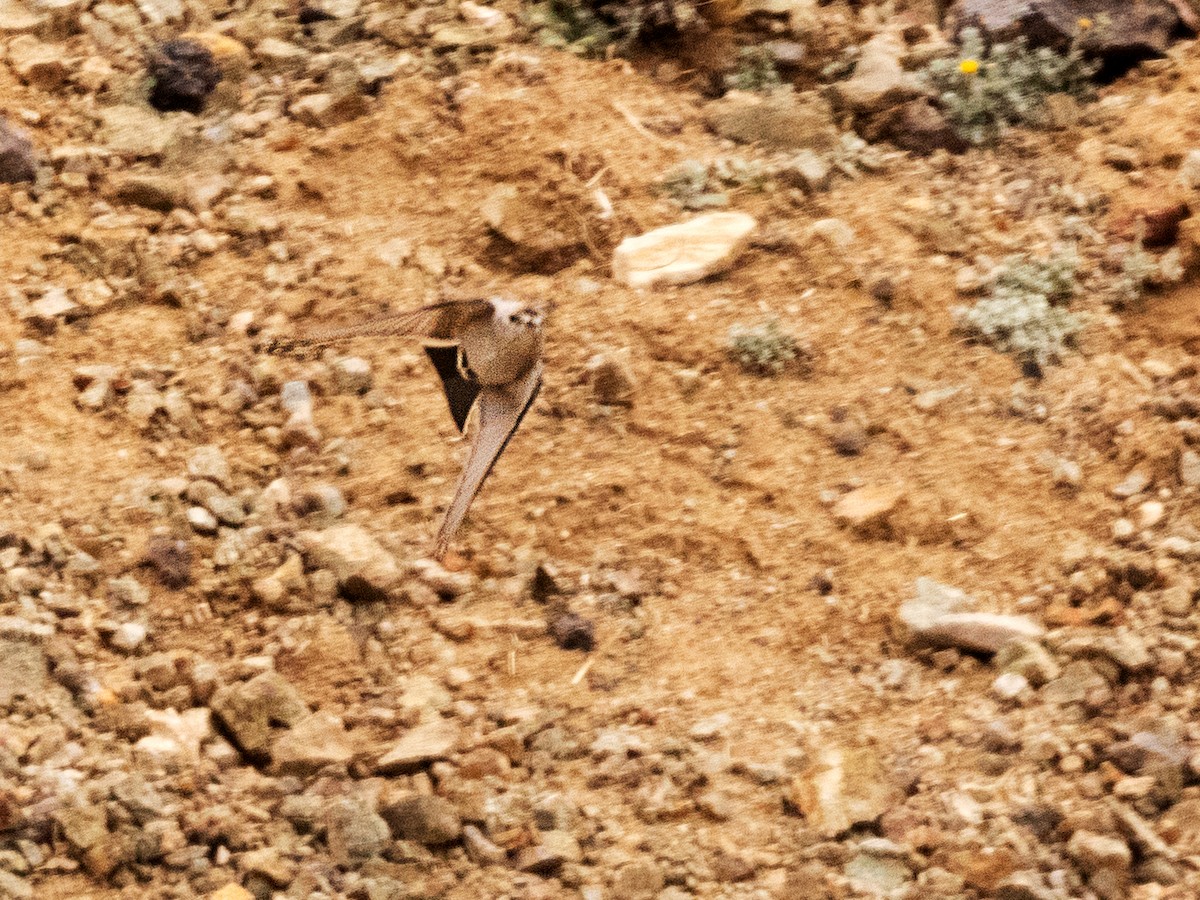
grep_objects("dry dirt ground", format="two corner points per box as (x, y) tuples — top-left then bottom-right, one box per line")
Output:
(7, 4), (1200, 900)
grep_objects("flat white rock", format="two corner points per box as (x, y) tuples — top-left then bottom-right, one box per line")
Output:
(612, 212), (756, 288)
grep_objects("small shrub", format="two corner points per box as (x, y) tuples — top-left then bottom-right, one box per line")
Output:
(724, 47), (782, 93)
(955, 251), (1086, 366)
(924, 27), (1098, 145)
(525, 1), (614, 56)
(659, 158), (769, 210)
(525, 0), (703, 57)
(727, 320), (800, 376)
(1113, 239), (1155, 308)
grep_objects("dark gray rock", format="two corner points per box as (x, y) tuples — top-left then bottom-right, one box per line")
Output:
(0, 119), (35, 183)
(953, 0), (1191, 70)
(147, 39), (221, 113)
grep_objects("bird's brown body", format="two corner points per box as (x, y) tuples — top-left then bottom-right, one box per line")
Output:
(286, 297), (545, 559)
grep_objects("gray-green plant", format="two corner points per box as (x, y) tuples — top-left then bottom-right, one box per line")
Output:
(525, 0), (614, 56)
(1110, 238), (1156, 309)
(727, 320), (800, 376)
(924, 27), (1098, 145)
(724, 46), (783, 93)
(955, 250), (1086, 366)
(524, 0), (702, 57)
(660, 158), (769, 210)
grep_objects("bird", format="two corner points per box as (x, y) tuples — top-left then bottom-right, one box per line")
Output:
(279, 297), (545, 559)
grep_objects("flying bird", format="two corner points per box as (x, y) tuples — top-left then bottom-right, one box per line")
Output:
(283, 297), (545, 559)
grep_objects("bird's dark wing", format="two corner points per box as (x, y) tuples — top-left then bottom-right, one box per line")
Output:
(288, 299), (494, 348)
(424, 345), (481, 434)
(433, 360), (542, 559)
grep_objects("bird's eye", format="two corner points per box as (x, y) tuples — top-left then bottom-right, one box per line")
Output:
(509, 314), (519, 323)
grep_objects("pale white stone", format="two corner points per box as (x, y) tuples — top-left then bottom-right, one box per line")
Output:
(612, 212), (756, 289)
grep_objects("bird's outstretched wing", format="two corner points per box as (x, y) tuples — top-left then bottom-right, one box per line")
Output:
(424, 345), (481, 434)
(433, 359), (542, 559)
(280, 299), (494, 350)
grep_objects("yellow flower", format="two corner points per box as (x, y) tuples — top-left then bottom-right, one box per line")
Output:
(1078, 17), (1093, 29)
(959, 59), (979, 75)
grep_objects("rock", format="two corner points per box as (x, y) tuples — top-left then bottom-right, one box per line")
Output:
(775, 149), (831, 192)
(832, 483), (906, 537)
(209, 670), (309, 758)
(238, 847), (294, 890)
(479, 183), (587, 272)
(301, 0), (359, 18)
(1067, 830), (1131, 875)
(994, 639), (1060, 685)
(293, 484), (346, 521)
(375, 719), (461, 774)
(1057, 628), (1152, 673)
(135, 707), (212, 765)
(147, 39), (221, 113)
(8, 36), (66, 89)
(1180, 149), (1200, 190)
(912, 611), (1044, 654)
(186, 445), (231, 487)
(1180, 449), (1200, 487)
(992, 671), (1030, 701)
(809, 218), (856, 248)
(1111, 201), (1190, 248)
(23, 288), (81, 334)
(845, 853), (911, 892)
(331, 357), (372, 394)
(514, 830), (581, 874)
(462, 824), (506, 865)
(613, 212), (756, 289)
(0, 636), (46, 704)
(830, 32), (925, 114)
(254, 37), (309, 72)
(432, 23), (510, 50)
(830, 420), (868, 456)
(611, 860), (665, 900)
(868, 97), (968, 154)
(789, 745), (901, 837)
(143, 534), (191, 589)
(109, 621), (148, 653)
(1113, 468), (1152, 499)
(186, 482), (246, 527)
(181, 31), (250, 80)
(950, 847), (1021, 892)
(110, 173), (186, 211)
(280, 380), (320, 449)
(291, 91), (369, 128)
(0, 118), (35, 183)
(704, 90), (837, 151)
(585, 352), (634, 406)
(326, 797), (389, 866)
(252, 554), (307, 611)
(690, 712), (731, 741)
(0, 0), (46, 34)
(270, 711), (355, 775)
(209, 886), (254, 900)
(297, 525), (401, 602)
(379, 792), (462, 845)
(955, 0), (1189, 69)
(548, 611), (595, 651)
(0, 871), (31, 899)
(1041, 659), (1109, 705)
(995, 873), (1058, 900)
(55, 802), (108, 850)
(899, 578), (1044, 653)
(186, 506), (218, 534)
